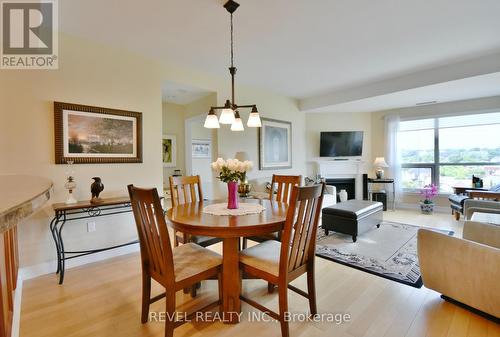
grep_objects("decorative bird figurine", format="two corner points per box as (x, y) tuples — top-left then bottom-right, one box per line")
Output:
(90, 177), (104, 203)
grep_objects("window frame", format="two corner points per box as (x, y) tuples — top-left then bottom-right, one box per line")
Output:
(400, 117), (500, 192)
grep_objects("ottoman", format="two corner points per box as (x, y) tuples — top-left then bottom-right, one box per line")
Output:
(322, 200), (383, 242)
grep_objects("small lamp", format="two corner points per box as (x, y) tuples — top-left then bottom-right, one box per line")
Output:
(373, 157), (389, 179)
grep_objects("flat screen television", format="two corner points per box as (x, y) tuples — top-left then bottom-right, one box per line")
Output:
(320, 131), (363, 157)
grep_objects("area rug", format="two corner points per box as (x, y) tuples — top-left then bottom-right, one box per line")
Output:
(315, 221), (454, 288)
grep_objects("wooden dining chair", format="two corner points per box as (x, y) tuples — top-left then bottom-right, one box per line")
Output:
(242, 174), (302, 250)
(169, 175), (222, 248)
(127, 185), (222, 337)
(239, 183), (325, 337)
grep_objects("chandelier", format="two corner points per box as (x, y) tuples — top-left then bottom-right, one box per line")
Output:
(204, 0), (262, 131)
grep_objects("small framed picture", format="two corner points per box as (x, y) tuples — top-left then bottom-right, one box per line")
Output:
(259, 118), (292, 170)
(54, 102), (142, 164)
(192, 139), (211, 158)
(162, 135), (177, 167)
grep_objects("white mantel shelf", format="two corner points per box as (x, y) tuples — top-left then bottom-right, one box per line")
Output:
(0, 175), (53, 233)
(314, 159), (366, 199)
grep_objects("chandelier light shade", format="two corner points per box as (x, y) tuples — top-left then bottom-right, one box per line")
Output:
(203, 108), (220, 129)
(219, 100), (235, 124)
(230, 110), (244, 131)
(203, 0), (262, 131)
(247, 105), (262, 127)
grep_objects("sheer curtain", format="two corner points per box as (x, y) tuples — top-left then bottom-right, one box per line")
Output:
(385, 114), (402, 197)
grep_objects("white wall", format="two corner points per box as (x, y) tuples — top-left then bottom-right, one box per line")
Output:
(305, 111), (373, 178)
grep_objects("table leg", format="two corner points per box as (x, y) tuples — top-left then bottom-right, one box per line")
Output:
(222, 237), (241, 324)
(393, 182), (396, 211)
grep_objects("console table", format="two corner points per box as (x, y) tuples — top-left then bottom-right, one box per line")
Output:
(50, 197), (137, 284)
(367, 178), (396, 211)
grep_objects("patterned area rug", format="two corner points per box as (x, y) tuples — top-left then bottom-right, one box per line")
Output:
(315, 221), (454, 288)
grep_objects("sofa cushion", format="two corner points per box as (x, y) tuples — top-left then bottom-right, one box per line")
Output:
(322, 200), (383, 219)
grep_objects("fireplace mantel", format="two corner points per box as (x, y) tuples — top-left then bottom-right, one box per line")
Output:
(315, 160), (365, 199)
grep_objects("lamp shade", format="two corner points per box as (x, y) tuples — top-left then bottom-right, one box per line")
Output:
(373, 157), (389, 168)
(204, 109), (220, 129)
(247, 112), (262, 127)
(230, 110), (244, 131)
(219, 108), (235, 124)
(235, 151), (249, 161)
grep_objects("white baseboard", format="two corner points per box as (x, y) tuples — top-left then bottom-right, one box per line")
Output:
(12, 243), (140, 337)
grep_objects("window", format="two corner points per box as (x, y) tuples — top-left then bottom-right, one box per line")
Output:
(399, 112), (500, 193)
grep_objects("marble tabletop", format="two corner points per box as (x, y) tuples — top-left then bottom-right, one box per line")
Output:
(0, 175), (53, 233)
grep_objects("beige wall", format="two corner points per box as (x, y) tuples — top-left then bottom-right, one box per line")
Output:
(0, 34), (164, 267)
(305, 111), (373, 177)
(215, 90), (306, 196)
(162, 102), (186, 183)
(0, 33), (309, 268)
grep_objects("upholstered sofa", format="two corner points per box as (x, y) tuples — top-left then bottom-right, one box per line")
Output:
(417, 221), (500, 318)
(448, 184), (500, 220)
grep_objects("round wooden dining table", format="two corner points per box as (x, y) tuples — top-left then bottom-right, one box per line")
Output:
(166, 198), (287, 324)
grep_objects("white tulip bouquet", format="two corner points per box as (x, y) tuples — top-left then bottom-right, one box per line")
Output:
(211, 158), (253, 183)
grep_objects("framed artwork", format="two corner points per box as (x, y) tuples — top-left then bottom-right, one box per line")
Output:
(192, 139), (211, 158)
(162, 135), (177, 167)
(259, 118), (292, 170)
(54, 102), (142, 164)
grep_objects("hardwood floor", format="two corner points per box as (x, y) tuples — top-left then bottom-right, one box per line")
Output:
(20, 210), (499, 337)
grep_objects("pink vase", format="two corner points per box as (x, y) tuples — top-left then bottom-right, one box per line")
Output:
(227, 181), (239, 209)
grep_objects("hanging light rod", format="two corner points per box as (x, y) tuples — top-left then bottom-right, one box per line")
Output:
(204, 0), (262, 131)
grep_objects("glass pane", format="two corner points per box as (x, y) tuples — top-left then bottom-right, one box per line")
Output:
(439, 165), (500, 193)
(439, 124), (500, 163)
(400, 118), (434, 131)
(439, 112), (500, 128)
(402, 167), (432, 190)
(399, 129), (435, 163)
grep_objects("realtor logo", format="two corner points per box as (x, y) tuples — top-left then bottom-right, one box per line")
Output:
(1, 0), (58, 69)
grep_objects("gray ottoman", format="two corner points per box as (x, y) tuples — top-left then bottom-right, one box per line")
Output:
(322, 200), (383, 242)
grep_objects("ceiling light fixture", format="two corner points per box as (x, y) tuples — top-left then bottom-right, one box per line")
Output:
(204, 0), (262, 131)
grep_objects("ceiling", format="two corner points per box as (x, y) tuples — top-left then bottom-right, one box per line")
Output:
(60, 0), (500, 112)
(162, 81), (213, 105)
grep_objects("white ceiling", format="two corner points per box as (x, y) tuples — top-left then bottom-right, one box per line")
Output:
(307, 72), (500, 113)
(162, 81), (213, 105)
(60, 0), (500, 111)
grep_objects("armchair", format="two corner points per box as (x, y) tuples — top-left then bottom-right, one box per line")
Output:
(418, 221), (500, 319)
(464, 198), (500, 220)
(448, 184), (500, 220)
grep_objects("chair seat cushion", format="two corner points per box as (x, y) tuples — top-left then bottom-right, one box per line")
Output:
(322, 200), (383, 219)
(245, 232), (280, 243)
(173, 243), (222, 282)
(240, 240), (281, 277)
(175, 234), (222, 248)
(449, 194), (469, 205)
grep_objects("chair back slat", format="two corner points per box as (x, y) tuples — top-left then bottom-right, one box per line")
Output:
(270, 175), (302, 203)
(128, 185), (175, 285)
(169, 175), (203, 207)
(280, 184), (325, 274)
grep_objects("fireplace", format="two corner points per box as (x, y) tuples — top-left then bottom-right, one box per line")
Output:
(326, 178), (356, 201)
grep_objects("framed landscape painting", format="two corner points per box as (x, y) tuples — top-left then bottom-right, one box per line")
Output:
(162, 134), (176, 167)
(54, 102), (142, 164)
(259, 118), (292, 170)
